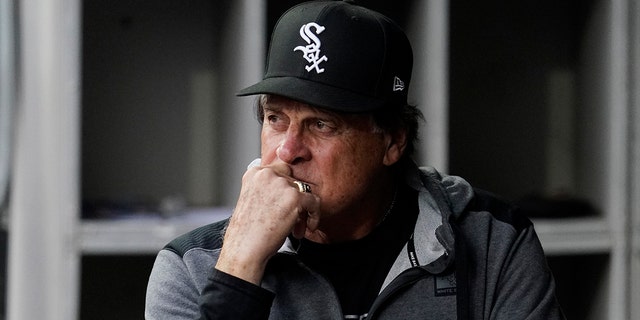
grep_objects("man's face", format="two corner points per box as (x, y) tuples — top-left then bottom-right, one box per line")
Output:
(260, 96), (403, 221)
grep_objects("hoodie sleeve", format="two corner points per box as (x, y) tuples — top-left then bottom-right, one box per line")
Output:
(145, 249), (202, 319)
(198, 269), (275, 319)
(490, 224), (565, 320)
(145, 249), (274, 320)
(455, 189), (565, 320)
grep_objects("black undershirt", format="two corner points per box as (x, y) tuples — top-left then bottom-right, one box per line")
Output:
(296, 183), (419, 318)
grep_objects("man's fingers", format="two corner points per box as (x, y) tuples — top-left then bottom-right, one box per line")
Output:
(267, 162), (293, 178)
(243, 160), (321, 240)
(292, 192), (320, 239)
(305, 210), (321, 232)
(292, 216), (307, 239)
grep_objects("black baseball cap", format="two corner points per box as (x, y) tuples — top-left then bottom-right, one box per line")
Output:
(237, 0), (413, 113)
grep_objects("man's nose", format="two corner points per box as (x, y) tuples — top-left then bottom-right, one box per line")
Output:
(276, 126), (311, 164)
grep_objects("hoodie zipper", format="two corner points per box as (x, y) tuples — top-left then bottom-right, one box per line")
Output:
(365, 267), (431, 319)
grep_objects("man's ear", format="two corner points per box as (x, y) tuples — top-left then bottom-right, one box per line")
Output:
(383, 129), (408, 166)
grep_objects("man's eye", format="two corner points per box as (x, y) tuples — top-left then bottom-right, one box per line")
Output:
(312, 120), (336, 133)
(265, 114), (288, 131)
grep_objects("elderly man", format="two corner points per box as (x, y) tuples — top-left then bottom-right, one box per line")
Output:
(145, 1), (564, 319)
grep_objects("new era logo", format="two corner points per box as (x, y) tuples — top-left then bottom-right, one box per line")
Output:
(393, 76), (405, 92)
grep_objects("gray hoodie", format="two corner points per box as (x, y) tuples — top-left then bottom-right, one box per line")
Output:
(145, 165), (564, 319)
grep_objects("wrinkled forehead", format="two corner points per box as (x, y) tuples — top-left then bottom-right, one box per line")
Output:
(260, 94), (363, 118)
(258, 94), (378, 129)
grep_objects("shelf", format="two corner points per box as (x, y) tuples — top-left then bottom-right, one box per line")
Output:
(533, 217), (611, 256)
(80, 209), (609, 257)
(80, 207), (232, 255)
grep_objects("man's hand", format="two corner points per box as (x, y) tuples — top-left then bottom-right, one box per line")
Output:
(215, 162), (320, 285)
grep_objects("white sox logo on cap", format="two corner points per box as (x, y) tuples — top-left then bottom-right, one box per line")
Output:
(294, 22), (328, 74)
(237, 1), (413, 113)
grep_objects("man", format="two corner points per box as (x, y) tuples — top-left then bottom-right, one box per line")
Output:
(145, 1), (565, 319)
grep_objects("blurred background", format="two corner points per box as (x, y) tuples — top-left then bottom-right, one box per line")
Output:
(2, 0), (640, 319)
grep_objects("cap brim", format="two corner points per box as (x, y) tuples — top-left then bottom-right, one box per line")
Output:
(237, 76), (384, 113)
